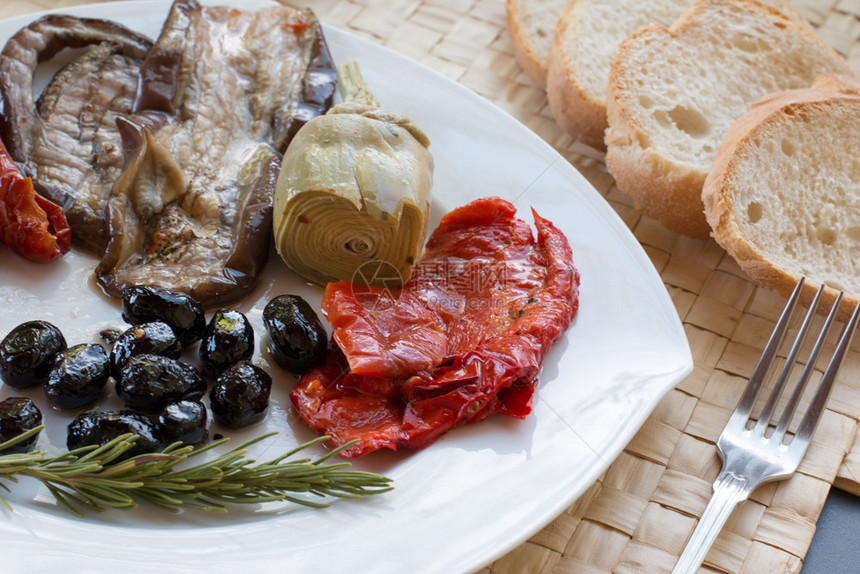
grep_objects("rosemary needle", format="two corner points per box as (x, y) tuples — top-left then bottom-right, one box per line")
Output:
(0, 426), (392, 517)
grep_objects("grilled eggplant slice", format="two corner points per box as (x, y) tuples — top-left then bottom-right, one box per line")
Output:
(0, 15), (152, 253)
(95, 0), (336, 307)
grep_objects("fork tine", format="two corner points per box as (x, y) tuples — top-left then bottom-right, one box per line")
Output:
(771, 288), (838, 442)
(791, 295), (860, 448)
(729, 277), (805, 425)
(674, 279), (859, 574)
(754, 284), (825, 436)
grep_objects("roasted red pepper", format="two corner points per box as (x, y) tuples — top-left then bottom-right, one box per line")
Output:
(291, 197), (580, 456)
(0, 139), (70, 262)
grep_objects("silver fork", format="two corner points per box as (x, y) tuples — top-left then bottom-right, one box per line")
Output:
(673, 277), (860, 574)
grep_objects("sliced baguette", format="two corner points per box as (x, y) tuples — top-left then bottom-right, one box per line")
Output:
(547, 0), (804, 151)
(505, 0), (569, 88)
(703, 74), (860, 319)
(605, 0), (854, 239)
(547, 0), (693, 150)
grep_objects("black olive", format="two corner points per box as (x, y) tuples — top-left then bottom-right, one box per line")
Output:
(262, 295), (327, 374)
(157, 400), (208, 445)
(116, 354), (206, 412)
(198, 309), (254, 378)
(109, 321), (182, 378)
(0, 397), (42, 453)
(67, 410), (162, 460)
(44, 343), (110, 410)
(99, 328), (122, 345)
(0, 320), (67, 389)
(121, 285), (206, 347)
(209, 361), (271, 428)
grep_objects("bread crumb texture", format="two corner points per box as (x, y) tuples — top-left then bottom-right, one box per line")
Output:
(606, 0), (853, 238)
(568, 0), (693, 112)
(506, 0), (569, 86)
(726, 101), (860, 294)
(616, 1), (846, 167)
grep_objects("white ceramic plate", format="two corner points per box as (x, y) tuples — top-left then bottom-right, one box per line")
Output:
(0, 1), (692, 572)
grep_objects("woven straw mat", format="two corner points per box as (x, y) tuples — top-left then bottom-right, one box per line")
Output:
(7, 0), (860, 572)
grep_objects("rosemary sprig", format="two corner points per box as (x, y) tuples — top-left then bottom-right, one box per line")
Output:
(0, 426), (392, 517)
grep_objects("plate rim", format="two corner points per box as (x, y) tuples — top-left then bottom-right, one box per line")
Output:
(0, 1), (693, 571)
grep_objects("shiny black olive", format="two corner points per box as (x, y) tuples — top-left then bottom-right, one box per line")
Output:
(209, 361), (271, 428)
(198, 309), (254, 378)
(121, 285), (206, 347)
(99, 328), (122, 345)
(116, 354), (206, 412)
(67, 410), (162, 460)
(157, 400), (208, 445)
(44, 343), (110, 410)
(109, 321), (182, 378)
(0, 397), (42, 453)
(262, 295), (327, 375)
(0, 320), (67, 389)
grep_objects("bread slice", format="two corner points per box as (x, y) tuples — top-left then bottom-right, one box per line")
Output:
(703, 74), (860, 319)
(505, 0), (569, 88)
(547, 0), (804, 151)
(547, 0), (693, 150)
(604, 0), (854, 239)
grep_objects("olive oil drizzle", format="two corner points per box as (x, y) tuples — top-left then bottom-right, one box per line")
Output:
(0, 428), (392, 517)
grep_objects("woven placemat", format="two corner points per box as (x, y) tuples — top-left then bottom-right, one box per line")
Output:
(7, 0), (860, 572)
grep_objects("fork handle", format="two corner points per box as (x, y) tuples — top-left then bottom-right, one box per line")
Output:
(673, 472), (752, 574)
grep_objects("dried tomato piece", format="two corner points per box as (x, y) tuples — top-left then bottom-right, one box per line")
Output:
(291, 343), (404, 456)
(323, 284), (446, 379)
(291, 197), (579, 457)
(0, 138), (70, 262)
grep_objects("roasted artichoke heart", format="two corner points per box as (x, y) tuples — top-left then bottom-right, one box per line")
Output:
(273, 61), (433, 288)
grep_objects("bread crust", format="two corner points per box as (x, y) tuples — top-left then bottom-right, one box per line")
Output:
(546, 0), (607, 150)
(703, 74), (860, 320)
(605, 0), (853, 241)
(506, 0), (551, 88)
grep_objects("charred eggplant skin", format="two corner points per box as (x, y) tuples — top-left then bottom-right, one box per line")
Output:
(272, 16), (337, 153)
(0, 320), (67, 389)
(121, 285), (206, 347)
(198, 309), (254, 378)
(263, 295), (327, 375)
(157, 399), (208, 445)
(116, 354), (206, 412)
(67, 410), (162, 459)
(109, 321), (182, 377)
(209, 361), (272, 429)
(0, 397), (42, 453)
(44, 343), (110, 410)
(135, 0), (193, 116)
